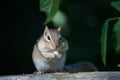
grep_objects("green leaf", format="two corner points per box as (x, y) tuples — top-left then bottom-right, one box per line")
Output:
(113, 18), (120, 54)
(101, 19), (109, 66)
(101, 17), (120, 66)
(40, 0), (61, 24)
(111, 1), (120, 12)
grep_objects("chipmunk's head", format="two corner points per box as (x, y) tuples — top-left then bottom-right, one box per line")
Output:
(43, 26), (62, 50)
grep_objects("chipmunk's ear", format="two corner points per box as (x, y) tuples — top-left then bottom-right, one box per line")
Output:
(57, 27), (61, 32)
(44, 26), (49, 35)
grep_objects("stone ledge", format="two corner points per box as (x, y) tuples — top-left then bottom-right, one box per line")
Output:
(0, 72), (120, 80)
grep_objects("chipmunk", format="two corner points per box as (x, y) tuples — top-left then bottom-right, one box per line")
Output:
(32, 26), (69, 74)
(32, 26), (97, 74)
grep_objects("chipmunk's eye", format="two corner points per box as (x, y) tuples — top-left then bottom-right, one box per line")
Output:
(59, 35), (62, 41)
(47, 35), (51, 41)
(59, 37), (62, 41)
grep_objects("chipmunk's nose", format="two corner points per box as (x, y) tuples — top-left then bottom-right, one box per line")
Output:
(55, 44), (59, 48)
(53, 42), (59, 49)
(53, 44), (58, 49)
(51, 40), (59, 49)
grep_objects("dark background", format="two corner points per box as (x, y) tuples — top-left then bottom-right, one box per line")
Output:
(0, 0), (120, 75)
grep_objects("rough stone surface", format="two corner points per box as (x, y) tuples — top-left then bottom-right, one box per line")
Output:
(0, 72), (120, 80)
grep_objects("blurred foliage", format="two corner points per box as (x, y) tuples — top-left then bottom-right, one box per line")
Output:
(118, 64), (120, 67)
(40, 0), (61, 24)
(101, 0), (120, 67)
(111, 1), (120, 12)
(52, 10), (67, 27)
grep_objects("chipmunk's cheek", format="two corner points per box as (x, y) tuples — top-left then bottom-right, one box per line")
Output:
(53, 51), (62, 59)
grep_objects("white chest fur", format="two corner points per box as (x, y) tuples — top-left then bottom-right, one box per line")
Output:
(33, 53), (66, 72)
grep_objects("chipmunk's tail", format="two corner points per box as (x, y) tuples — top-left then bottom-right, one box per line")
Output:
(64, 61), (97, 73)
